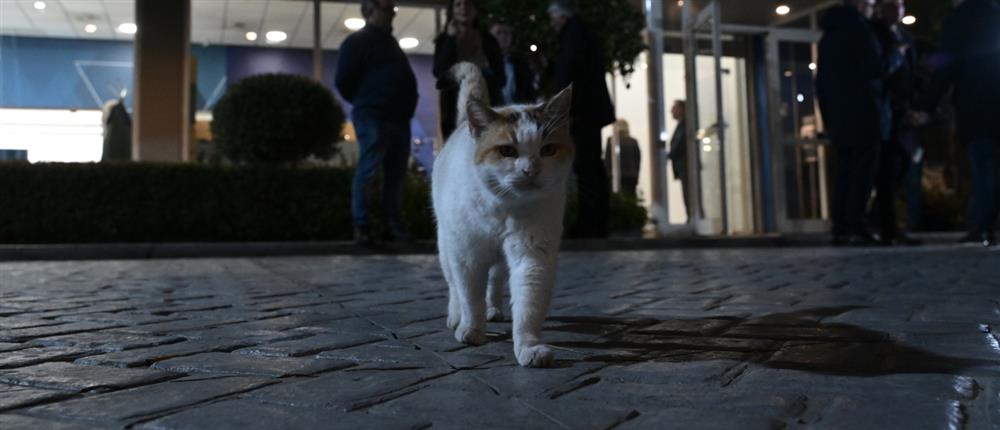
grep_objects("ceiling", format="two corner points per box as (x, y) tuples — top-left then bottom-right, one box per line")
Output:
(0, 0), (445, 55)
(0, 0), (838, 57)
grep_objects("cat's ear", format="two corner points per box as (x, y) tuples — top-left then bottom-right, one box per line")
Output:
(543, 84), (573, 133)
(467, 97), (499, 138)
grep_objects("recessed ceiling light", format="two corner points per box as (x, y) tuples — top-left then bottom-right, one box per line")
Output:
(783, 69), (793, 77)
(399, 37), (419, 50)
(117, 23), (137, 34)
(808, 62), (817, 71)
(393, 6), (399, 12)
(33, 1), (46, 10)
(776, 5), (791, 15)
(677, 0), (684, 6)
(265, 31), (287, 43)
(84, 24), (97, 33)
(796, 93), (805, 103)
(345, 18), (366, 31)
(901, 15), (916, 25)
(529, 44), (538, 52)
(245, 31), (258, 41)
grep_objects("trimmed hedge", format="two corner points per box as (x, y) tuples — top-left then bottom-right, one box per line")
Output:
(0, 163), (645, 244)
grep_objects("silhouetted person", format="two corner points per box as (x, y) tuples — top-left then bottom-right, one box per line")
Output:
(667, 99), (700, 221)
(489, 22), (537, 105)
(335, 0), (418, 245)
(547, 0), (615, 238)
(817, 0), (904, 246)
(605, 120), (640, 197)
(871, 0), (922, 245)
(101, 97), (131, 162)
(925, 0), (1000, 247)
(433, 0), (505, 139)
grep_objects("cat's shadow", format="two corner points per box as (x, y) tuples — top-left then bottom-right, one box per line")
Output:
(518, 306), (1000, 376)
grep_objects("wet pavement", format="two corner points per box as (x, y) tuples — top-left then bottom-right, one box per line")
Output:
(0, 245), (998, 429)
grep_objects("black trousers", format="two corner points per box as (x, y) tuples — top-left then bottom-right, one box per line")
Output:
(572, 125), (610, 238)
(873, 140), (906, 240)
(832, 143), (880, 236)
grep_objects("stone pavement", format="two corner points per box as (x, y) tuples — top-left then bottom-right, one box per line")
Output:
(0, 245), (999, 429)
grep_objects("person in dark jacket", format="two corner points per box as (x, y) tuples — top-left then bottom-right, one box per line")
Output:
(547, 0), (615, 238)
(433, 0), (506, 139)
(489, 22), (537, 105)
(605, 120), (640, 197)
(667, 99), (700, 221)
(871, 0), (923, 245)
(335, 0), (419, 245)
(816, 0), (904, 246)
(925, 0), (1000, 246)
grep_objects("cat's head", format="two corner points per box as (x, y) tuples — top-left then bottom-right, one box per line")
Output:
(466, 85), (574, 200)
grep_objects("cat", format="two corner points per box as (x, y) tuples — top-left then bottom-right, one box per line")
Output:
(432, 62), (574, 368)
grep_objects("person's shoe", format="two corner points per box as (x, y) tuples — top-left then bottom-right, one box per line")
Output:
(959, 231), (996, 247)
(382, 226), (413, 243)
(354, 226), (376, 246)
(841, 232), (881, 247)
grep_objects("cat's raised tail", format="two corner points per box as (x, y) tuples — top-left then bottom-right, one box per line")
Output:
(450, 62), (489, 129)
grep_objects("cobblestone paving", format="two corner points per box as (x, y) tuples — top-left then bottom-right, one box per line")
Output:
(1, 246), (999, 429)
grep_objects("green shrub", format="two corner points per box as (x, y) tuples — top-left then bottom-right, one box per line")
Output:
(211, 74), (344, 165)
(0, 163), (648, 244)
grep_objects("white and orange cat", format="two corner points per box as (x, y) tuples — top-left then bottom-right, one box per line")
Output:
(432, 63), (574, 367)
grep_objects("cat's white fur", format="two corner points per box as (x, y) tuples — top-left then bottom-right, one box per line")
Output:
(432, 62), (573, 368)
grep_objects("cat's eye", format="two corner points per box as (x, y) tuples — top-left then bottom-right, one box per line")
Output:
(540, 144), (559, 157)
(497, 145), (518, 158)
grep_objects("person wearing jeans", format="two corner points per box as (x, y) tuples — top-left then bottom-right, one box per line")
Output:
(335, 0), (418, 245)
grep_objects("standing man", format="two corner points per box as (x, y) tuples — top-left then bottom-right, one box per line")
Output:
(816, 0), (903, 246)
(667, 100), (699, 222)
(335, 0), (418, 245)
(925, 0), (1000, 246)
(547, 0), (615, 238)
(872, 0), (922, 245)
(489, 22), (537, 105)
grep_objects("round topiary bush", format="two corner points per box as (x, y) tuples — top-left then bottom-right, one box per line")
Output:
(211, 74), (345, 165)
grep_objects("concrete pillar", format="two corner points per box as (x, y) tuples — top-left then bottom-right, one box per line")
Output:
(132, 0), (191, 162)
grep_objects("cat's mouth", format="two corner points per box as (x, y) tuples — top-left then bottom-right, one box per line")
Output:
(511, 180), (543, 191)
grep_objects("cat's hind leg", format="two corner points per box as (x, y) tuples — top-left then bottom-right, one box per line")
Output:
(439, 247), (461, 330)
(486, 262), (508, 322)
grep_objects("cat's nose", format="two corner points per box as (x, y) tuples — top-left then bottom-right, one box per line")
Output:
(521, 167), (539, 177)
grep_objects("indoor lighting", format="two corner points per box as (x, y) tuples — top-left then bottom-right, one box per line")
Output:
(677, 0), (684, 6)
(33, 1), (45, 10)
(117, 23), (137, 34)
(775, 5), (791, 15)
(84, 24), (97, 33)
(702, 144), (714, 153)
(529, 44), (538, 52)
(808, 62), (817, 71)
(399, 37), (419, 49)
(796, 93), (805, 103)
(901, 15), (916, 25)
(783, 70), (793, 77)
(265, 30), (287, 43)
(245, 31), (258, 41)
(345, 18), (366, 31)
(394, 6), (399, 12)
(701, 137), (711, 144)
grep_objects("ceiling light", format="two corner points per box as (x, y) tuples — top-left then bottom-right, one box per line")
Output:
(117, 23), (137, 34)
(901, 15), (916, 25)
(796, 94), (805, 103)
(399, 37), (419, 50)
(775, 5), (791, 15)
(393, 6), (399, 12)
(33, 1), (45, 10)
(265, 31), (287, 43)
(529, 44), (538, 52)
(783, 70), (792, 78)
(808, 62), (817, 71)
(84, 24), (97, 33)
(345, 18), (366, 31)
(702, 144), (714, 152)
(677, 0), (684, 6)
(245, 31), (258, 41)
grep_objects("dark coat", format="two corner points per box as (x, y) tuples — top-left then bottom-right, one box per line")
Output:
(816, 6), (900, 146)
(504, 53), (537, 105)
(926, 0), (1000, 142)
(874, 22), (921, 134)
(101, 100), (132, 162)
(605, 135), (641, 180)
(668, 120), (687, 180)
(334, 26), (418, 122)
(433, 31), (506, 138)
(548, 15), (615, 131)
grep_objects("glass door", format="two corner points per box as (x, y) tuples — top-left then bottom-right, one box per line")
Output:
(766, 29), (829, 233)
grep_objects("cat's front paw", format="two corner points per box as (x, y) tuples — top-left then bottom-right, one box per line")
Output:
(446, 312), (461, 330)
(515, 344), (555, 368)
(454, 325), (487, 345)
(486, 307), (505, 322)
